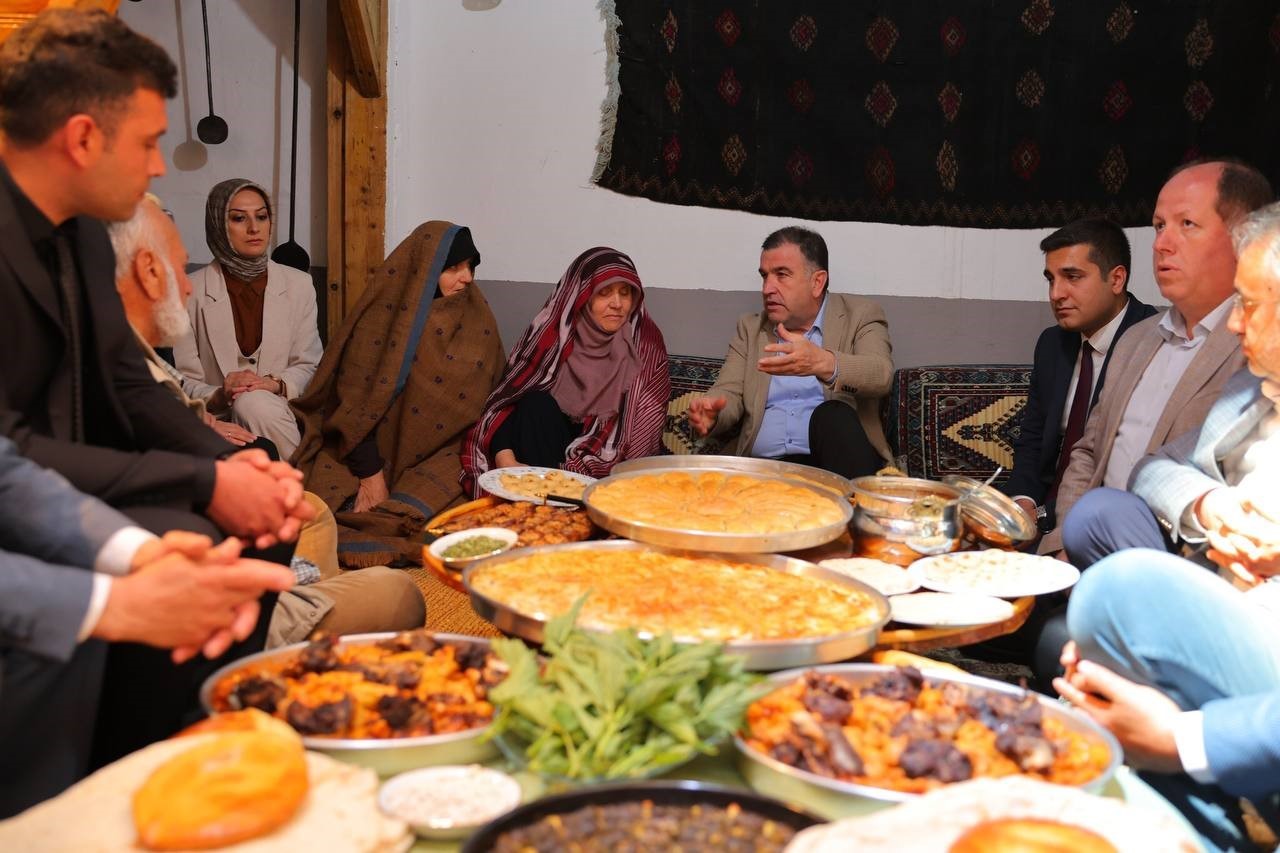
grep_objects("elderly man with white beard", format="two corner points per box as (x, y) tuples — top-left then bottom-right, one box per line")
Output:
(108, 196), (426, 648)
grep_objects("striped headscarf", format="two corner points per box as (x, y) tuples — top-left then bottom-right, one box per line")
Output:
(461, 247), (670, 495)
(205, 178), (272, 281)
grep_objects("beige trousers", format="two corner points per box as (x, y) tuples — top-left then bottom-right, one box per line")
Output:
(267, 493), (427, 647)
(231, 389), (302, 461)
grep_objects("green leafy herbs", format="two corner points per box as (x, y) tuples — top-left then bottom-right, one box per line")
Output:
(486, 596), (767, 780)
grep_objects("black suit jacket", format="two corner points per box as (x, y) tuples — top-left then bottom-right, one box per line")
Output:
(1000, 295), (1157, 522)
(0, 174), (232, 509)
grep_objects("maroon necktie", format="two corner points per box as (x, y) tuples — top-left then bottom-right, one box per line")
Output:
(1049, 341), (1094, 505)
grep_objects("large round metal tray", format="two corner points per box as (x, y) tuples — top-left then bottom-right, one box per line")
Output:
(612, 454), (853, 498)
(583, 466), (853, 553)
(461, 780), (823, 853)
(734, 663), (1123, 819)
(463, 540), (890, 670)
(199, 631), (498, 776)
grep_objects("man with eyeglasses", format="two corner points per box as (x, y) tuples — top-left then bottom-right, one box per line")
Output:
(1052, 200), (1280, 852)
(1009, 160), (1272, 692)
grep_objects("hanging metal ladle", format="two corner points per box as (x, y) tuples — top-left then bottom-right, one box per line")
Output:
(196, 0), (228, 145)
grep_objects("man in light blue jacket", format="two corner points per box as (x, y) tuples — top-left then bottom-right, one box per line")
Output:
(0, 436), (293, 816)
(1054, 202), (1280, 851)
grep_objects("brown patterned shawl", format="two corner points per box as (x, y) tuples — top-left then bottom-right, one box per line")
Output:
(291, 221), (504, 566)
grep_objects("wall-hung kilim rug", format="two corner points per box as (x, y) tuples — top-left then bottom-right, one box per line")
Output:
(593, 1), (1280, 228)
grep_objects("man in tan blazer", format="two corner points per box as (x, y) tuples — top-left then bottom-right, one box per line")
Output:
(689, 227), (893, 477)
(1039, 160), (1273, 558)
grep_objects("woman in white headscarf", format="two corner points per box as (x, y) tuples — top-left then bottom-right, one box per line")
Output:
(173, 178), (323, 460)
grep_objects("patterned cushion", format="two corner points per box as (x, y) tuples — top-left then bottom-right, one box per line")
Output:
(885, 365), (1031, 486)
(662, 355), (726, 455)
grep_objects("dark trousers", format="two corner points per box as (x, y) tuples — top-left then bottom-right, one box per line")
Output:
(779, 399), (882, 479)
(0, 640), (107, 817)
(974, 488), (1176, 693)
(89, 506), (287, 769)
(489, 390), (577, 469)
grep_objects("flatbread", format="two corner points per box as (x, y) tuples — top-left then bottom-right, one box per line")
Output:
(784, 777), (1197, 853)
(819, 558), (918, 595)
(0, 735), (411, 852)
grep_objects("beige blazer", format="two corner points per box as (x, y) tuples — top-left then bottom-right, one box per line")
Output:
(707, 292), (894, 461)
(173, 259), (323, 405)
(1039, 311), (1244, 553)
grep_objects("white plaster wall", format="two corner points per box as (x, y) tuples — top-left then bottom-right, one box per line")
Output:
(387, 1), (1164, 304)
(120, 0), (327, 266)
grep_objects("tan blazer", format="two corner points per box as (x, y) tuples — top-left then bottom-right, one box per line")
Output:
(707, 292), (894, 461)
(1039, 311), (1244, 553)
(173, 259), (323, 405)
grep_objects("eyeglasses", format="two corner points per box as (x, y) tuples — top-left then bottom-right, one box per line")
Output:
(1234, 293), (1279, 314)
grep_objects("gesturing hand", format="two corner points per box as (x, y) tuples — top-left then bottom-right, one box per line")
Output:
(687, 396), (727, 437)
(757, 324), (836, 381)
(1052, 658), (1183, 773)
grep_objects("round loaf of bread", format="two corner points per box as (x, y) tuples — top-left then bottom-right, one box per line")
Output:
(949, 817), (1117, 853)
(132, 731), (308, 850)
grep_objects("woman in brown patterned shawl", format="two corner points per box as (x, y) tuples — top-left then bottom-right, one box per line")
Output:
(291, 221), (503, 567)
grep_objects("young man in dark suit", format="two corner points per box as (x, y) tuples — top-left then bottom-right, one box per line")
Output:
(1001, 219), (1156, 533)
(0, 9), (313, 765)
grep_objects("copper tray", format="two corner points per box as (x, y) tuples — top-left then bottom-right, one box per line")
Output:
(583, 466), (852, 553)
(463, 540), (889, 670)
(199, 632), (498, 776)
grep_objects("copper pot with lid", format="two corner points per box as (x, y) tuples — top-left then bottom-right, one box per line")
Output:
(848, 475), (1035, 566)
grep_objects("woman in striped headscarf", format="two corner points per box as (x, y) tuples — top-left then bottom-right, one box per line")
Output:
(461, 247), (670, 496)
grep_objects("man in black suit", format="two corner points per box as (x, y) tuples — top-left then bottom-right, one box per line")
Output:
(0, 10), (312, 765)
(1001, 219), (1156, 533)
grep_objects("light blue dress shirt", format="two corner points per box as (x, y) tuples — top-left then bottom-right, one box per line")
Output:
(751, 297), (828, 458)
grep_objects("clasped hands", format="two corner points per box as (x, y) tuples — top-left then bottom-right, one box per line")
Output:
(102, 531), (294, 664)
(1197, 486), (1280, 586)
(209, 448), (315, 549)
(222, 369), (281, 399)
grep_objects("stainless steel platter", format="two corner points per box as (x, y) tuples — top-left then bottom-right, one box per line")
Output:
(199, 631), (498, 776)
(734, 663), (1123, 819)
(463, 540), (890, 670)
(612, 454), (853, 498)
(583, 466), (853, 553)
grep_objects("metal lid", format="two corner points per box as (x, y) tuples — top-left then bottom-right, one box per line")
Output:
(943, 475), (1036, 547)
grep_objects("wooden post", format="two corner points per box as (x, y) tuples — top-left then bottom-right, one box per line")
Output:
(326, 0), (386, 341)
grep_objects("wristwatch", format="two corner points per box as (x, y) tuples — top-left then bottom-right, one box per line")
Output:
(264, 374), (287, 397)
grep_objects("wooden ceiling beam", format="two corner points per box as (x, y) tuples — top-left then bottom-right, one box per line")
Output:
(337, 0), (382, 98)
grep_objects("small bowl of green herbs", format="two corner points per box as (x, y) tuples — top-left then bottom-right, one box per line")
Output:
(429, 527), (518, 571)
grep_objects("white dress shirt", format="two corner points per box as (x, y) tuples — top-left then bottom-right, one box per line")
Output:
(1103, 296), (1235, 490)
(1059, 300), (1131, 433)
(77, 527), (159, 641)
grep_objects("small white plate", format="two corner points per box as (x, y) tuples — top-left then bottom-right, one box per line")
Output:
(910, 550), (1080, 598)
(427, 527), (518, 571)
(889, 591), (1016, 627)
(379, 764), (522, 840)
(818, 557), (920, 596)
(477, 466), (596, 506)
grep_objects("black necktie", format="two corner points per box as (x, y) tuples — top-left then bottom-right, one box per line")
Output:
(1049, 341), (1094, 506)
(53, 233), (84, 441)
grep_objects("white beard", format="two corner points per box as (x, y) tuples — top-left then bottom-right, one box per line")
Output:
(152, 256), (192, 348)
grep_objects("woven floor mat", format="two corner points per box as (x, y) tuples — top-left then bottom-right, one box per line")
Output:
(404, 567), (501, 638)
